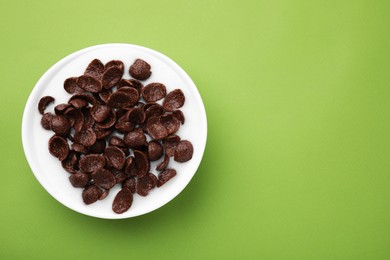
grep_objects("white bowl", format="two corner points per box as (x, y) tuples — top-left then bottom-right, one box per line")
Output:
(22, 43), (207, 219)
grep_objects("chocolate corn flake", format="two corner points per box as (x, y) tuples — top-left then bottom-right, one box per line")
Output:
(38, 96), (55, 115)
(102, 66), (123, 89)
(48, 135), (69, 161)
(112, 188), (133, 214)
(79, 154), (105, 173)
(77, 75), (102, 93)
(142, 83), (166, 102)
(84, 59), (105, 79)
(157, 169), (176, 187)
(129, 59), (151, 80)
(156, 154), (169, 171)
(163, 89), (185, 112)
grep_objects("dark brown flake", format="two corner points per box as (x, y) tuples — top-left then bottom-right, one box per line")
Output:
(69, 172), (90, 188)
(84, 59), (104, 79)
(163, 89), (185, 111)
(82, 185), (102, 205)
(77, 75), (103, 93)
(91, 168), (116, 190)
(61, 151), (79, 173)
(105, 60), (124, 72)
(90, 105), (111, 123)
(104, 146), (126, 170)
(136, 173), (157, 196)
(102, 66), (123, 89)
(64, 77), (81, 94)
(157, 169), (177, 187)
(48, 135), (69, 161)
(38, 96), (55, 115)
(124, 129), (146, 148)
(156, 154), (169, 171)
(74, 128), (96, 147)
(41, 113), (54, 130)
(112, 188), (133, 214)
(51, 115), (71, 137)
(129, 59), (152, 80)
(79, 154), (105, 173)
(148, 140), (163, 161)
(122, 177), (136, 193)
(174, 140), (193, 162)
(142, 83), (166, 102)
(160, 114), (180, 135)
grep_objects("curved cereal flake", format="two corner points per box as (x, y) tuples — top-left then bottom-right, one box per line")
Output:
(174, 140), (194, 162)
(122, 177), (136, 193)
(69, 99), (88, 109)
(38, 96), (55, 115)
(157, 169), (177, 187)
(90, 105), (111, 123)
(74, 128), (96, 147)
(156, 154), (169, 171)
(91, 168), (116, 190)
(115, 113), (135, 133)
(41, 113), (54, 130)
(147, 120), (168, 140)
(142, 83), (166, 102)
(84, 59), (104, 79)
(54, 103), (71, 115)
(129, 59), (151, 80)
(99, 189), (110, 200)
(102, 66), (123, 89)
(136, 173), (157, 196)
(92, 125), (112, 140)
(172, 110), (185, 124)
(118, 79), (143, 94)
(77, 75), (102, 93)
(160, 114), (180, 135)
(109, 136), (125, 147)
(112, 169), (129, 184)
(95, 110), (116, 129)
(69, 172), (90, 188)
(82, 185), (102, 205)
(104, 146), (126, 170)
(61, 151), (79, 173)
(105, 60), (124, 72)
(148, 140), (163, 161)
(128, 107), (146, 124)
(71, 143), (88, 154)
(163, 135), (180, 157)
(79, 154), (105, 173)
(98, 89), (112, 104)
(124, 129), (146, 148)
(112, 188), (133, 214)
(69, 93), (97, 105)
(144, 104), (165, 120)
(163, 89), (185, 112)
(133, 150), (149, 177)
(107, 91), (135, 109)
(51, 115), (71, 137)
(65, 109), (84, 132)
(64, 77), (83, 94)
(81, 107), (94, 129)
(48, 135), (69, 161)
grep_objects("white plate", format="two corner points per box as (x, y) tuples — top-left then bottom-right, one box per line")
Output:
(22, 43), (207, 219)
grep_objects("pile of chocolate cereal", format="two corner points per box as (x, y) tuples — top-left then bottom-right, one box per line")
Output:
(37, 58), (193, 214)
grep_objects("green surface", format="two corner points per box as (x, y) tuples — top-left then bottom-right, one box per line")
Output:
(1, 0), (390, 259)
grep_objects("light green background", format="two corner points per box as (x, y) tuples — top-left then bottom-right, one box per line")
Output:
(1, 0), (390, 259)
